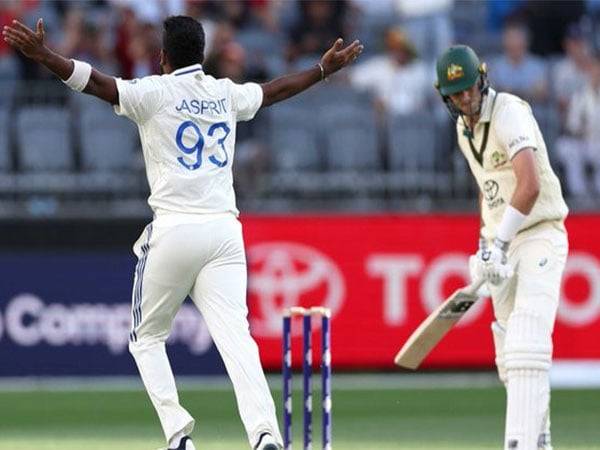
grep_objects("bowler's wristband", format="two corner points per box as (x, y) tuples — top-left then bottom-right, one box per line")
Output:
(62, 59), (92, 92)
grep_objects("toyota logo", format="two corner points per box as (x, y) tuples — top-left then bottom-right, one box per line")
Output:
(247, 242), (345, 337)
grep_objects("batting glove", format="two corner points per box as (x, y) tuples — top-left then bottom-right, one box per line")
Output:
(478, 238), (514, 285)
(469, 235), (491, 296)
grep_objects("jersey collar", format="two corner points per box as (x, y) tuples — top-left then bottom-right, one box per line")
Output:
(172, 64), (204, 76)
(479, 88), (497, 123)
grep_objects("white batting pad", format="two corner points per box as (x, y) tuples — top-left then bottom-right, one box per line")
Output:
(504, 309), (552, 450)
(504, 308), (552, 371)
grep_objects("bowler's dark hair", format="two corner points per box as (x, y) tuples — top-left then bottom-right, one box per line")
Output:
(163, 16), (205, 69)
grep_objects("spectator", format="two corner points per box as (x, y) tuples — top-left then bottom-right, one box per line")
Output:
(232, 2), (287, 79)
(487, 0), (525, 32)
(351, 0), (396, 18)
(214, 0), (253, 30)
(489, 21), (549, 103)
(204, 40), (245, 81)
(111, 0), (186, 25)
(520, 0), (585, 56)
(0, 1), (20, 81)
(349, 27), (430, 116)
(57, 9), (117, 74)
(552, 23), (592, 118)
(205, 35), (268, 83)
(128, 21), (161, 78)
(556, 52), (600, 197)
(202, 20), (237, 65)
(287, 0), (348, 67)
(247, 0), (283, 33)
(395, 0), (453, 61)
(184, 1), (218, 55)
(348, 0), (397, 56)
(2, 0), (54, 80)
(56, 7), (84, 55)
(113, 5), (139, 78)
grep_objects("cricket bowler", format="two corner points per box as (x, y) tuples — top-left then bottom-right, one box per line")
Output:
(435, 45), (569, 450)
(3, 16), (362, 450)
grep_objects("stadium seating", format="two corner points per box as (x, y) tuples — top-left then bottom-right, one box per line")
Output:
(387, 112), (437, 171)
(79, 104), (138, 171)
(0, 58), (19, 107)
(0, 0), (596, 217)
(237, 27), (286, 76)
(268, 100), (322, 171)
(0, 108), (10, 171)
(531, 103), (561, 164)
(321, 105), (380, 171)
(16, 106), (73, 171)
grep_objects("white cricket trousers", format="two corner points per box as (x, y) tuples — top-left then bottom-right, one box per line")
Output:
(127, 213), (282, 449)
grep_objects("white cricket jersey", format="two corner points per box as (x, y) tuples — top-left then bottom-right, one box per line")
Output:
(114, 64), (263, 217)
(456, 89), (569, 240)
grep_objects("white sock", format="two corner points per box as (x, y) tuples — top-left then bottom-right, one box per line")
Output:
(505, 368), (549, 450)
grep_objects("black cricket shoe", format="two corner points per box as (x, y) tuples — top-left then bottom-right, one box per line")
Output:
(253, 432), (281, 450)
(168, 436), (195, 450)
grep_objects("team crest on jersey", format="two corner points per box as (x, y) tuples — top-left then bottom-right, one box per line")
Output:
(447, 63), (464, 81)
(491, 150), (507, 168)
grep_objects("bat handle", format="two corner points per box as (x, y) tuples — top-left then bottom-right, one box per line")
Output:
(464, 277), (486, 296)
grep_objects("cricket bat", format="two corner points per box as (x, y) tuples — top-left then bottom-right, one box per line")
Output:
(394, 278), (486, 370)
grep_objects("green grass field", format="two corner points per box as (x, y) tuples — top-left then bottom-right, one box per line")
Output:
(0, 380), (599, 450)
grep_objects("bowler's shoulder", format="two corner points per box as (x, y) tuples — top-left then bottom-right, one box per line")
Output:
(123, 73), (168, 90)
(210, 74), (236, 88)
(196, 74), (241, 92)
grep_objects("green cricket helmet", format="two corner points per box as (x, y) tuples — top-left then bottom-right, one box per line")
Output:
(435, 45), (486, 95)
(435, 45), (489, 119)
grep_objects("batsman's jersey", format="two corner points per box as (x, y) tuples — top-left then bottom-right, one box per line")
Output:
(114, 64), (263, 217)
(456, 89), (568, 240)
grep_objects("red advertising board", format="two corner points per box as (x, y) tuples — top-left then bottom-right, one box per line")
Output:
(243, 214), (600, 369)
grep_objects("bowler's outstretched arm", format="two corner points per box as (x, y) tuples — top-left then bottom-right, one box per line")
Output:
(3, 19), (118, 104)
(261, 38), (363, 107)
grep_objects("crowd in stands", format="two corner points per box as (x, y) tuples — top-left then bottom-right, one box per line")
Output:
(0, 0), (599, 215)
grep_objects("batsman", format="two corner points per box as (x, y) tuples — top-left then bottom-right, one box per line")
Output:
(435, 45), (569, 450)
